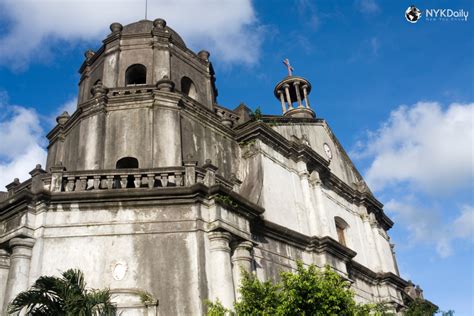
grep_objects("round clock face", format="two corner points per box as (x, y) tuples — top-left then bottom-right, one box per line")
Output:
(323, 143), (332, 159)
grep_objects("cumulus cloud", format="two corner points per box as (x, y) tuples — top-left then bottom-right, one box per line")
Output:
(354, 102), (474, 194)
(355, 0), (380, 14)
(386, 199), (473, 257)
(453, 205), (474, 241)
(354, 101), (474, 257)
(0, 95), (47, 189)
(0, 0), (262, 70)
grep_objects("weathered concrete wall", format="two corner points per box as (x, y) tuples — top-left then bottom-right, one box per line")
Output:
(272, 124), (360, 187)
(27, 203), (206, 315)
(180, 114), (239, 178)
(104, 107), (153, 169)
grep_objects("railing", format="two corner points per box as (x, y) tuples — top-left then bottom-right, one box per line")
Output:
(60, 168), (185, 192)
(1, 162), (237, 199)
(109, 86), (155, 97)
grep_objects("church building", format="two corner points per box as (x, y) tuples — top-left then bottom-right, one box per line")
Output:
(0, 18), (425, 315)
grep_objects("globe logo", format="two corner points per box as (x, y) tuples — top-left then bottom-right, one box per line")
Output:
(405, 5), (422, 23)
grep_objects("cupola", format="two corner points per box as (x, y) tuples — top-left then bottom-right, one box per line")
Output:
(274, 59), (315, 119)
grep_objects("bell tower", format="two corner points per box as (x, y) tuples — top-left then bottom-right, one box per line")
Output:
(274, 58), (315, 119)
(46, 18), (219, 172)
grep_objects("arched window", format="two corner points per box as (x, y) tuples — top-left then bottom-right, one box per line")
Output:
(116, 157), (139, 169)
(125, 64), (146, 85)
(334, 217), (349, 247)
(181, 76), (198, 100)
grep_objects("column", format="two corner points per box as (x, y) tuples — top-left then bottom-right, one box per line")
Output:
(283, 84), (293, 110)
(293, 81), (303, 108)
(208, 231), (235, 309)
(231, 241), (253, 300)
(278, 90), (287, 113)
(0, 250), (10, 310)
(309, 171), (330, 236)
(302, 85), (310, 109)
(3, 238), (35, 312)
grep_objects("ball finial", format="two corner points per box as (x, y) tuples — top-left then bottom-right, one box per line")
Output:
(110, 22), (123, 33)
(153, 18), (167, 29)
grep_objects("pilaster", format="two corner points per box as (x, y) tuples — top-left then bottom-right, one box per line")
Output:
(208, 231), (235, 309)
(231, 241), (253, 300)
(3, 237), (35, 313)
(0, 250), (10, 310)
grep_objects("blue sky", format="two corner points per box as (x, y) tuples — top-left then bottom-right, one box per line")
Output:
(0, 0), (473, 314)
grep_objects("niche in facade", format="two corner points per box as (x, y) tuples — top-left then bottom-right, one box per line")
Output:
(334, 217), (349, 247)
(181, 76), (198, 100)
(116, 157), (139, 169)
(125, 64), (147, 85)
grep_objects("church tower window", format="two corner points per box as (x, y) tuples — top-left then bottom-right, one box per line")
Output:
(116, 157), (139, 169)
(125, 64), (147, 85)
(181, 76), (198, 100)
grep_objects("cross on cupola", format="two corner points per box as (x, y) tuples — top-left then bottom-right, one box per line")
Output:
(273, 58), (315, 119)
(283, 58), (294, 76)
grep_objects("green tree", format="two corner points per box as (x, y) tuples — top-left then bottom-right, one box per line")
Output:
(8, 269), (116, 315)
(234, 270), (280, 315)
(206, 261), (395, 316)
(405, 298), (438, 316)
(277, 263), (356, 315)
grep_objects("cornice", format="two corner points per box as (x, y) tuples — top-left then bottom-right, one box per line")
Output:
(234, 121), (392, 230)
(254, 219), (406, 290)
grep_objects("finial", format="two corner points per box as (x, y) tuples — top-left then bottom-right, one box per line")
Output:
(84, 49), (95, 60)
(283, 58), (294, 76)
(90, 80), (109, 97)
(153, 18), (167, 29)
(56, 111), (70, 125)
(198, 50), (210, 61)
(110, 22), (123, 33)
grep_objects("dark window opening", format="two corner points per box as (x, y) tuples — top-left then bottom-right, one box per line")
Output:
(181, 76), (198, 99)
(116, 157), (139, 169)
(125, 64), (147, 85)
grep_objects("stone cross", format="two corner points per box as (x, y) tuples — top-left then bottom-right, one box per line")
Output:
(283, 58), (294, 76)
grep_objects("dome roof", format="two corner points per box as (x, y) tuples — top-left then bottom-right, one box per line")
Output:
(121, 19), (187, 48)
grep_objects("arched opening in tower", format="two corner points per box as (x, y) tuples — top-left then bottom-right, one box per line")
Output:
(181, 76), (198, 100)
(116, 157), (139, 169)
(125, 64), (147, 85)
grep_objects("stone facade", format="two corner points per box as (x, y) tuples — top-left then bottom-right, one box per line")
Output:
(0, 18), (422, 315)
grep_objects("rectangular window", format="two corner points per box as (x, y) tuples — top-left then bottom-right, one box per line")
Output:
(336, 224), (346, 246)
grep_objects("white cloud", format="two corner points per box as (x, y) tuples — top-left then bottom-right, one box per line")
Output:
(356, 0), (380, 14)
(355, 102), (474, 194)
(0, 0), (262, 69)
(0, 95), (47, 190)
(453, 205), (474, 241)
(386, 199), (473, 257)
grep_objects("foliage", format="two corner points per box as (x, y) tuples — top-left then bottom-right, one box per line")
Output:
(205, 261), (397, 316)
(8, 269), (116, 316)
(138, 290), (155, 305)
(234, 270), (280, 315)
(277, 262), (356, 315)
(215, 194), (238, 208)
(253, 107), (262, 121)
(405, 298), (439, 316)
(205, 299), (230, 316)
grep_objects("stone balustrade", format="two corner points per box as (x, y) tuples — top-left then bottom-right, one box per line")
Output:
(57, 168), (186, 192)
(1, 164), (235, 199)
(109, 86), (155, 97)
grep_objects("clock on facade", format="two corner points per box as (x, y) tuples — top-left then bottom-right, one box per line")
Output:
(323, 143), (332, 159)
